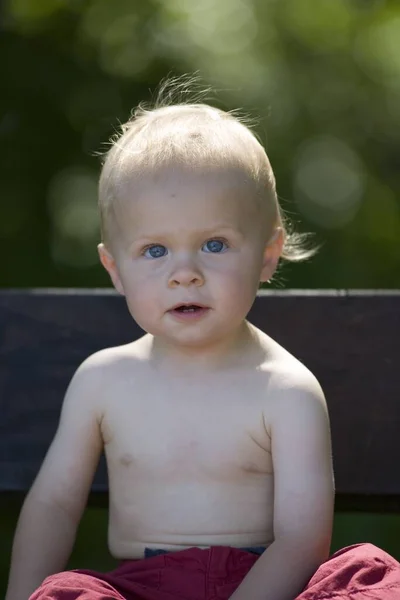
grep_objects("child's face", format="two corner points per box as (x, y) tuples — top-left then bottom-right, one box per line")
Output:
(99, 164), (281, 349)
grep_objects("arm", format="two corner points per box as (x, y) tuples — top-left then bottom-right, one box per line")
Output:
(230, 371), (335, 600)
(5, 354), (105, 600)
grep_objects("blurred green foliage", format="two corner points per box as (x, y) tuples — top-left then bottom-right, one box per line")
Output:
(1, 0), (399, 288)
(1, 0), (400, 594)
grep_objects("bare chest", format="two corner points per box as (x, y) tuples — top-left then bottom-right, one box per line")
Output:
(102, 376), (273, 483)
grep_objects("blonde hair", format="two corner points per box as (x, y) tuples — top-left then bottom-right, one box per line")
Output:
(98, 75), (317, 262)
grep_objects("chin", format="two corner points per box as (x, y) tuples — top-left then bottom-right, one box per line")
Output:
(173, 334), (214, 348)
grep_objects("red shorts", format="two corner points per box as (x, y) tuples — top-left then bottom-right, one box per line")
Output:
(30, 543), (400, 600)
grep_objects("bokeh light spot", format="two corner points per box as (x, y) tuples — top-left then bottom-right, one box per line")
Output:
(293, 136), (365, 229)
(47, 167), (100, 268)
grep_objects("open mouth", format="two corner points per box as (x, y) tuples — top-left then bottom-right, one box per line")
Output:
(173, 304), (204, 313)
(168, 303), (209, 318)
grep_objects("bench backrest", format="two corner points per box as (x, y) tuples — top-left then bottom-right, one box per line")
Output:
(1, 289), (399, 512)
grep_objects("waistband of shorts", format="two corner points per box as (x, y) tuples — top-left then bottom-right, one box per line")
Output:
(144, 545), (267, 559)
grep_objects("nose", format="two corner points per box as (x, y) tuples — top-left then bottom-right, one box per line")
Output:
(168, 257), (205, 288)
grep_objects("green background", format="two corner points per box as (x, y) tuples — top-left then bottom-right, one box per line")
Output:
(1, 0), (400, 594)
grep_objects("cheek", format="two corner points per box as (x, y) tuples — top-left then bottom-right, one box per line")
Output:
(118, 266), (159, 310)
(119, 259), (158, 290)
(212, 252), (262, 288)
(125, 279), (156, 305)
(211, 267), (259, 310)
(122, 281), (161, 331)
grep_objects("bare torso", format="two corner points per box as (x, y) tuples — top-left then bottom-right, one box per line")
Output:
(98, 327), (295, 559)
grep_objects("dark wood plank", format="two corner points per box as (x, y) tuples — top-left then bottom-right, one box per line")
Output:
(1, 290), (399, 511)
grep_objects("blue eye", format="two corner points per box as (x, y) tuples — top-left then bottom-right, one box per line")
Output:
(202, 239), (227, 253)
(143, 245), (167, 258)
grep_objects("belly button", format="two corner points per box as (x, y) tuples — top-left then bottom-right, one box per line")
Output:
(242, 461), (261, 474)
(119, 453), (134, 467)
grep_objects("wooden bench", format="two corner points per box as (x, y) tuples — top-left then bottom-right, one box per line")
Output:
(1, 289), (399, 513)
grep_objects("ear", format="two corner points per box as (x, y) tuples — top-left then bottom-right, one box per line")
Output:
(260, 228), (284, 283)
(98, 243), (125, 295)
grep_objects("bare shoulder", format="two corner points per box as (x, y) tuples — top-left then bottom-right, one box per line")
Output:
(253, 326), (327, 424)
(64, 346), (122, 414)
(71, 336), (149, 404)
(76, 341), (143, 375)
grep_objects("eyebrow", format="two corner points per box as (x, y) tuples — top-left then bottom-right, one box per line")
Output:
(199, 225), (244, 237)
(132, 225), (244, 245)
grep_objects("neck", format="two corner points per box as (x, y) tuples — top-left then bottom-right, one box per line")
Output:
(145, 320), (257, 375)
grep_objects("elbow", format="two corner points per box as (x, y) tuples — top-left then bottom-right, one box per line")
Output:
(27, 486), (87, 525)
(275, 532), (331, 568)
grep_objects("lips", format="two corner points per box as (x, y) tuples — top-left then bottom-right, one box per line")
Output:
(169, 302), (209, 313)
